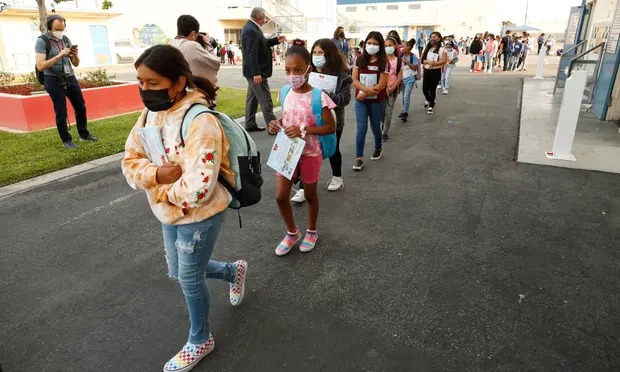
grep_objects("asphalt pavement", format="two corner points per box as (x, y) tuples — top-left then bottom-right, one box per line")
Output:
(1, 65), (619, 372)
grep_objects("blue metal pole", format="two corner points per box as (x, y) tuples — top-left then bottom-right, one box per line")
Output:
(574, 0), (587, 45)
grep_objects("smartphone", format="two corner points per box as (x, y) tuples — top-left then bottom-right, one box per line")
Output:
(70, 45), (78, 50)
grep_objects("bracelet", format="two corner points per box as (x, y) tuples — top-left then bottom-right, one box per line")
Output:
(300, 124), (307, 139)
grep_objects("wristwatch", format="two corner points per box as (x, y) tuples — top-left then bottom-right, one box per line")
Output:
(300, 124), (307, 139)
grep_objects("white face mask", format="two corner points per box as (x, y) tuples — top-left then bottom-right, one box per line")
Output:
(366, 44), (380, 55)
(52, 30), (65, 39)
(385, 46), (395, 55)
(312, 55), (326, 68)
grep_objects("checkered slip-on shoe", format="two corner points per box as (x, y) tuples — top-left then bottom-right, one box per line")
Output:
(230, 260), (248, 306)
(163, 335), (215, 372)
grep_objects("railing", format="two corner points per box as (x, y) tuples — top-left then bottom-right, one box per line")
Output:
(553, 40), (587, 94)
(565, 42), (605, 104)
(337, 11), (349, 29)
(262, 0), (305, 35)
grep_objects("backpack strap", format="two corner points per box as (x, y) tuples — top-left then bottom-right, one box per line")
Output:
(279, 85), (292, 110)
(311, 88), (323, 126)
(39, 35), (52, 58)
(179, 103), (210, 147)
(178, 103), (240, 200)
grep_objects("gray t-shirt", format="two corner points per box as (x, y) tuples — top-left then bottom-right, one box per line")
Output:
(34, 32), (74, 77)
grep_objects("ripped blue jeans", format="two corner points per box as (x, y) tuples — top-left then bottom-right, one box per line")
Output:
(162, 212), (237, 345)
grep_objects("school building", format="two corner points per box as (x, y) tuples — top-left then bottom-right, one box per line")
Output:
(0, 0), (122, 73)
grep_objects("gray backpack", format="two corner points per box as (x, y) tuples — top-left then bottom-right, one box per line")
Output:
(180, 104), (263, 224)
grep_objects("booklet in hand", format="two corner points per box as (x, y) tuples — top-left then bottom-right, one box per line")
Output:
(137, 126), (168, 166)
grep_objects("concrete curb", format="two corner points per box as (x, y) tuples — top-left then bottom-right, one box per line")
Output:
(0, 107), (282, 200)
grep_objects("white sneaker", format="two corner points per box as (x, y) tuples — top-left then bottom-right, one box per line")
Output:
(327, 177), (344, 191)
(469, 69), (473, 72)
(442, 89), (448, 95)
(291, 189), (306, 203)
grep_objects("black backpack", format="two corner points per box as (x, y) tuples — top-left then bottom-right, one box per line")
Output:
(35, 34), (69, 84)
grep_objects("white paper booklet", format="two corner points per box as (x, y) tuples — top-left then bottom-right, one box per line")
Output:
(359, 73), (378, 99)
(137, 126), (168, 166)
(267, 131), (306, 180)
(308, 72), (338, 93)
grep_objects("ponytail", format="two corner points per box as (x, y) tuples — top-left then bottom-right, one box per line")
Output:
(188, 74), (216, 102)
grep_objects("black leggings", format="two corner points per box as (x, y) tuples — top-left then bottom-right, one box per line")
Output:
(299, 129), (343, 190)
(422, 68), (442, 108)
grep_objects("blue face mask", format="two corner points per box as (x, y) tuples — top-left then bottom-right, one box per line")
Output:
(312, 55), (326, 68)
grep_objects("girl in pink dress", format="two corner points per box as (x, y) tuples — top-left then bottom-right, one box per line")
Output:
(268, 39), (337, 256)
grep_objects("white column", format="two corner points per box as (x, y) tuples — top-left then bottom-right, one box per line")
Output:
(545, 70), (588, 161)
(533, 49), (545, 79)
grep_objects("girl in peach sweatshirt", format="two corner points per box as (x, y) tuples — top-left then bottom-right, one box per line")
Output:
(122, 45), (247, 372)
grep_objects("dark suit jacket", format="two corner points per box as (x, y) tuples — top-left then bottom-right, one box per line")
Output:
(241, 20), (279, 79)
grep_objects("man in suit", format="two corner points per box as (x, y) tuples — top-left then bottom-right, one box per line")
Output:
(242, 7), (286, 132)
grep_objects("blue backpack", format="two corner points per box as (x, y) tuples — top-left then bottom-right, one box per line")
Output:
(279, 86), (336, 159)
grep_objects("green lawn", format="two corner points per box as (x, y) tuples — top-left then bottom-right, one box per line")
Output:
(0, 88), (278, 187)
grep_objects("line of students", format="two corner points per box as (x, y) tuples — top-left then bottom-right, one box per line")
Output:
(120, 30), (455, 372)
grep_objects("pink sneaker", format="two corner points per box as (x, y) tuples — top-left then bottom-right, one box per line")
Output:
(299, 230), (318, 253)
(164, 335), (215, 372)
(275, 228), (301, 256)
(230, 260), (247, 306)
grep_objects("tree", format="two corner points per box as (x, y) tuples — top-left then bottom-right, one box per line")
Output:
(34, 0), (113, 33)
(36, 0), (47, 33)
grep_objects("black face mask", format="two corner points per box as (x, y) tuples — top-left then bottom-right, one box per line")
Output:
(139, 87), (175, 112)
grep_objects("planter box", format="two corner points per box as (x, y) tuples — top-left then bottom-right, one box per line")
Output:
(0, 81), (143, 132)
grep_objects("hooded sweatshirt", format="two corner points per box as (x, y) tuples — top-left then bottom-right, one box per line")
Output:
(122, 91), (234, 225)
(321, 69), (353, 131)
(169, 38), (221, 87)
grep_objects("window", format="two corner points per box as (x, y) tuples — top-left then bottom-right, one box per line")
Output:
(387, 5), (398, 10)
(409, 4), (421, 10)
(224, 29), (242, 45)
(366, 6), (377, 11)
(346, 6), (356, 12)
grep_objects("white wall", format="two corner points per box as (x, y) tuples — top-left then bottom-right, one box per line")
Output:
(0, 16), (111, 73)
(337, 0), (576, 39)
(107, 0), (223, 44)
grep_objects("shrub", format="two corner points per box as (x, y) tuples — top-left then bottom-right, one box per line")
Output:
(80, 68), (116, 87)
(22, 72), (44, 91)
(0, 71), (15, 86)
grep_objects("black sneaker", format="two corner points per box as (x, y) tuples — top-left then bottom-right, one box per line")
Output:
(427, 107), (434, 115)
(352, 158), (364, 171)
(371, 148), (382, 160)
(382, 133), (389, 142)
(79, 134), (99, 142)
(62, 141), (76, 149)
(401, 113), (408, 122)
(424, 101), (429, 108)
(398, 112), (405, 118)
